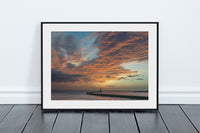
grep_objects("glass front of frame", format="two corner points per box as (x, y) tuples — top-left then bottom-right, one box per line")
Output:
(42, 23), (158, 109)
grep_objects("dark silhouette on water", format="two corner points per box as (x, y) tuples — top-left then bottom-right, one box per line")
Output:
(133, 90), (148, 92)
(86, 89), (148, 100)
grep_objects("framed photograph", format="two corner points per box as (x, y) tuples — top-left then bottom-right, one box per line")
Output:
(41, 22), (158, 110)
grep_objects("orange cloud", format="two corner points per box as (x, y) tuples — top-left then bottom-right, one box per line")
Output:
(51, 49), (68, 69)
(52, 32), (148, 86)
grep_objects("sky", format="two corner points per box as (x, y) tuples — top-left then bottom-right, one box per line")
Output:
(51, 31), (148, 91)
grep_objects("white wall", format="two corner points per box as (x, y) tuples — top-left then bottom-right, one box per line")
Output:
(0, 0), (200, 104)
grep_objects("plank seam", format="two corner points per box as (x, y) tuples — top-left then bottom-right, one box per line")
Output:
(158, 110), (170, 133)
(51, 112), (59, 132)
(79, 112), (84, 133)
(0, 105), (14, 124)
(108, 111), (110, 133)
(133, 112), (141, 133)
(179, 105), (199, 133)
(21, 105), (38, 133)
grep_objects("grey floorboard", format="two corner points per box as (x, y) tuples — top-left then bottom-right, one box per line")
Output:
(1, 104), (200, 133)
(52, 111), (82, 133)
(22, 106), (57, 133)
(0, 105), (36, 133)
(0, 105), (13, 123)
(159, 105), (198, 133)
(110, 111), (139, 133)
(135, 111), (169, 133)
(81, 112), (109, 133)
(180, 105), (200, 132)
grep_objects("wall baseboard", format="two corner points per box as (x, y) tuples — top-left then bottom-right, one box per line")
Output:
(0, 92), (41, 104)
(159, 91), (200, 104)
(0, 90), (200, 104)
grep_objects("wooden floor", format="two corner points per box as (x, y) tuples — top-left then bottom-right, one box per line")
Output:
(0, 105), (199, 133)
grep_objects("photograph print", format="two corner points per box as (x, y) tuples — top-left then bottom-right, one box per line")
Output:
(51, 31), (148, 100)
(42, 22), (158, 109)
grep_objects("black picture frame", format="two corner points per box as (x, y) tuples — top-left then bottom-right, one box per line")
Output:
(41, 22), (159, 111)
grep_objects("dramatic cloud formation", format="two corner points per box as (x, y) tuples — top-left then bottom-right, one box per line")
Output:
(136, 78), (144, 80)
(51, 32), (148, 90)
(117, 74), (144, 80)
(51, 70), (83, 82)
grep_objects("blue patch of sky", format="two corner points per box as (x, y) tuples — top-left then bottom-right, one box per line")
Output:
(64, 32), (99, 61)
(64, 32), (91, 40)
(121, 61), (148, 81)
